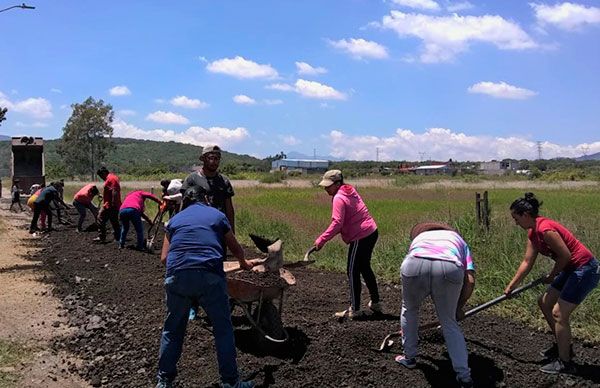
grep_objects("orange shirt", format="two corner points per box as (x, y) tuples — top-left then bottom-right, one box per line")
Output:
(102, 173), (122, 209)
(74, 184), (96, 206)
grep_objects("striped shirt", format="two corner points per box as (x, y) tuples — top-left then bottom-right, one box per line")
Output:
(409, 230), (475, 271)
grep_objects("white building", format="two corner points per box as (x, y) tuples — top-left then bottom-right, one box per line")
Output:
(271, 159), (329, 173)
(479, 160), (517, 175)
(414, 164), (454, 175)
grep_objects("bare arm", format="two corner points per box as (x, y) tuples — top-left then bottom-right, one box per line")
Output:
(224, 197), (235, 234)
(160, 234), (170, 265)
(457, 270), (475, 316)
(224, 230), (253, 270)
(542, 230), (571, 282)
(505, 239), (539, 294)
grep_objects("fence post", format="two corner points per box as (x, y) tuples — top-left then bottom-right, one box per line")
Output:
(483, 190), (490, 231)
(475, 192), (481, 227)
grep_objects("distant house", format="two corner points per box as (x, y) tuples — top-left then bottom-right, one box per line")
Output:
(271, 159), (329, 173)
(479, 160), (517, 175)
(414, 163), (454, 176)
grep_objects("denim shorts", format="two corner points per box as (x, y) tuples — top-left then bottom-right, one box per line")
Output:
(551, 258), (600, 304)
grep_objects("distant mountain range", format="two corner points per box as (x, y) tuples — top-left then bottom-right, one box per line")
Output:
(576, 152), (600, 161)
(286, 151), (342, 161)
(0, 134), (10, 141)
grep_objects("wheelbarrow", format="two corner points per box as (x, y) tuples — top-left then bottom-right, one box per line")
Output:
(377, 276), (545, 352)
(224, 261), (296, 343)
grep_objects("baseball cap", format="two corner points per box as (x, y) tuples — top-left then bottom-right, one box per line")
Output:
(318, 169), (343, 187)
(201, 145), (222, 156)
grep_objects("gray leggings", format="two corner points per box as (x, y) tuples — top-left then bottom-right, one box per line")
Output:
(400, 256), (471, 381)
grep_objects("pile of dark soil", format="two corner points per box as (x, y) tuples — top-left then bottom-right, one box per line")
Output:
(27, 225), (600, 387)
(228, 270), (288, 289)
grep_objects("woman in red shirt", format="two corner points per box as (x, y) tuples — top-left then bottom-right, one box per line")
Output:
(505, 193), (599, 374)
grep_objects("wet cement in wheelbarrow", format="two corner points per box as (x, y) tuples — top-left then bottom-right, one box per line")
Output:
(24, 225), (600, 387)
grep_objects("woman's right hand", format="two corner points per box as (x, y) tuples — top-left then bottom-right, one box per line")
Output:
(504, 284), (515, 297)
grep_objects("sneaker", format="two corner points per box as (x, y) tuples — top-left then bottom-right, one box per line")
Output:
(540, 343), (575, 359)
(395, 354), (417, 369)
(540, 358), (577, 374)
(92, 237), (106, 243)
(368, 300), (383, 314)
(156, 378), (173, 388)
(221, 380), (255, 388)
(456, 376), (474, 388)
(188, 307), (197, 321)
(334, 307), (368, 320)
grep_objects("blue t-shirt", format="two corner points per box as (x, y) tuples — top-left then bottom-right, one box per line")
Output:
(35, 186), (59, 205)
(165, 202), (231, 277)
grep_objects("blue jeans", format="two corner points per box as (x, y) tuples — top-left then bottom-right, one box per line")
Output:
(551, 258), (600, 304)
(119, 208), (144, 249)
(157, 269), (239, 384)
(73, 200), (98, 231)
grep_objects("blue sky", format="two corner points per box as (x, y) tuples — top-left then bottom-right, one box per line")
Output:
(1, 0), (599, 161)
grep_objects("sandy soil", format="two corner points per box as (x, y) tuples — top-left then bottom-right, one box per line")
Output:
(0, 197), (89, 388)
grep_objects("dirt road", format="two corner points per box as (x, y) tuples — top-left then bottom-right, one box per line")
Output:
(0, 197), (89, 388)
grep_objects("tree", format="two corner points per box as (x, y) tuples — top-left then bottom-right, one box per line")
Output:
(0, 106), (7, 126)
(57, 97), (115, 180)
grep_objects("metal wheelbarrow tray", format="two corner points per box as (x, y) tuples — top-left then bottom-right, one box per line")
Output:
(225, 263), (296, 344)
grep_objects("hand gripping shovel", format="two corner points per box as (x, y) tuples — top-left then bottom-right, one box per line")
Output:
(377, 276), (545, 352)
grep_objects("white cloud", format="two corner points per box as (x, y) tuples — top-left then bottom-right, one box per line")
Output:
(263, 99), (283, 105)
(109, 85), (131, 96)
(328, 38), (389, 60)
(233, 95), (257, 105)
(294, 79), (347, 100)
(170, 95), (209, 109)
(279, 134), (301, 146)
(0, 91), (53, 119)
(146, 111), (190, 125)
(266, 80), (346, 100)
(531, 2), (600, 31)
(266, 83), (295, 92)
(324, 128), (600, 161)
(377, 11), (537, 63)
(117, 109), (136, 117)
(206, 56), (279, 79)
(112, 118), (250, 148)
(50, 88), (62, 94)
(446, 1), (474, 12)
(468, 81), (537, 99)
(391, 0), (440, 11)
(15, 121), (48, 128)
(295, 61), (328, 76)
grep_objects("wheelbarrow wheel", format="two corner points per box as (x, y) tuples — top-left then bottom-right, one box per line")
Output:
(253, 301), (285, 342)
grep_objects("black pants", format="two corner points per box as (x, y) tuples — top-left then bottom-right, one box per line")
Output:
(10, 198), (23, 211)
(31, 202), (51, 231)
(98, 207), (120, 241)
(347, 229), (380, 311)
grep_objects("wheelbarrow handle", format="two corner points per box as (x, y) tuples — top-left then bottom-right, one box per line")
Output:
(463, 276), (545, 319)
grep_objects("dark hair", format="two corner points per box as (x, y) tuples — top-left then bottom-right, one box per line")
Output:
(90, 185), (100, 196)
(97, 166), (109, 176)
(181, 180), (212, 209)
(510, 192), (543, 217)
(410, 222), (456, 240)
(160, 179), (170, 188)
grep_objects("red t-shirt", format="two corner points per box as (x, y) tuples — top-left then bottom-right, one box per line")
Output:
(102, 173), (122, 209)
(74, 184), (96, 206)
(528, 217), (594, 270)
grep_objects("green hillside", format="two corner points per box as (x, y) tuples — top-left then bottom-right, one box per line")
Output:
(0, 137), (268, 179)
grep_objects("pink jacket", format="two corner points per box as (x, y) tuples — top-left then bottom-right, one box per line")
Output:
(315, 184), (377, 248)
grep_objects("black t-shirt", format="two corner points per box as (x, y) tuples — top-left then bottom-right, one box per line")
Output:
(182, 171), (234, 214)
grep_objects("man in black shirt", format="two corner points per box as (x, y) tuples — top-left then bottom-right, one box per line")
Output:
(182, 145), (235, 232)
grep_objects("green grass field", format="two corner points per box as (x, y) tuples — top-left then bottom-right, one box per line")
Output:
(59, 183), (600, 341)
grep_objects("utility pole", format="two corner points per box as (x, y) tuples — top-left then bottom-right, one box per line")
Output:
(536, 141), (543, 160)
(376, 147), (380, 162)
(313, 148), (316, 159)
(581, 145), (590, 157)
(418, 151), (426, 162)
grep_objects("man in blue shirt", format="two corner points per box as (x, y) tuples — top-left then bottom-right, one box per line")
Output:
(156, 184), (255, 388)
(29, 182), (70, 233)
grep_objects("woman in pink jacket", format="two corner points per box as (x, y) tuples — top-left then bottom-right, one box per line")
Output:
(313, 170), (381, 320)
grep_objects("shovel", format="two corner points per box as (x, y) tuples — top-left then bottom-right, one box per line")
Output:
(377, 276), (545, 352)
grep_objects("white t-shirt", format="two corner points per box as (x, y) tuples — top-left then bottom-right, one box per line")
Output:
(164, 179), (183, 203)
